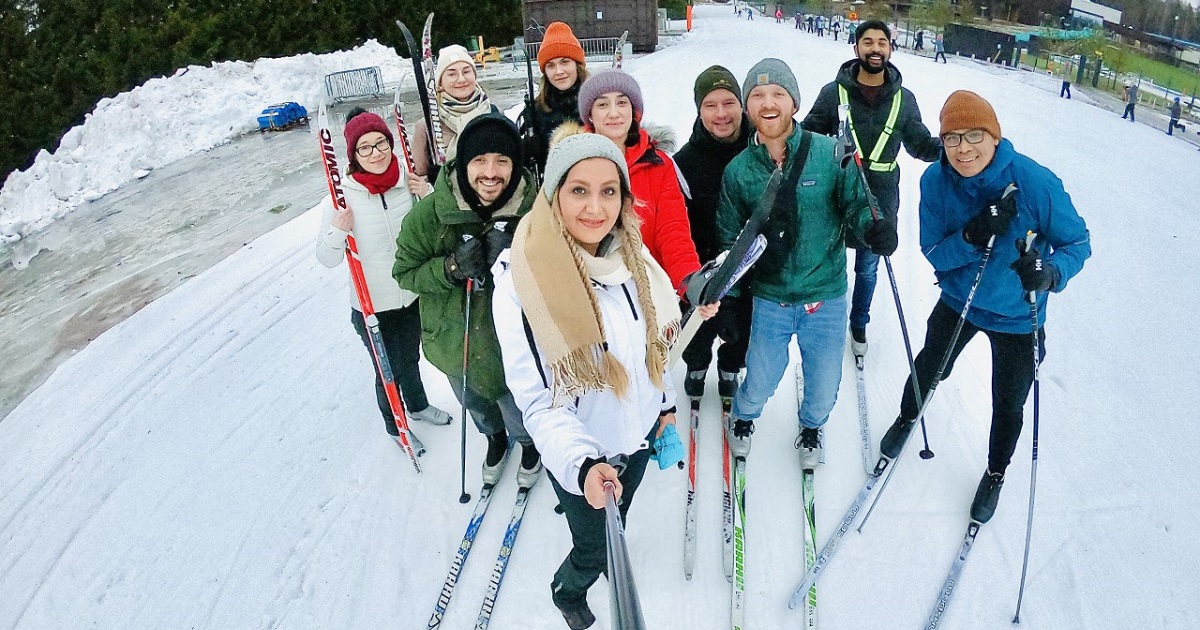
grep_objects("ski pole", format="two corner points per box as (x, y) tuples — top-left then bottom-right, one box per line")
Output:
(835, 103), (933, 460)
(858, 185), (1017, 530)
(459, 275), (474, 504)
(1014, 231), (1042, 624)
(317, 101), (423, 472)
(605, 481), (648, 630)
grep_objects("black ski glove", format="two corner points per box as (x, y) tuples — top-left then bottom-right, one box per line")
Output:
(444, 238), (486, 284)
(1010, 240), (1060, 293)
(963, 186), (1018, 248)
(864, 217), (898, 256)
(682, 258), (721, 307)
(484, 220), (519, 268)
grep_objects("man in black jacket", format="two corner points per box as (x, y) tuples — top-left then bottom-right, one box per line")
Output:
(674, 65), (753, 400)
(802, 20), (941, 356)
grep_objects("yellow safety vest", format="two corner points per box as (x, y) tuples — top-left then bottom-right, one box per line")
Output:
(838, 85), (903, 172)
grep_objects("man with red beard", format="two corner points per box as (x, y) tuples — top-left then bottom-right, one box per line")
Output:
(802, 19), (941, 357)
(717, 59), (897, 468)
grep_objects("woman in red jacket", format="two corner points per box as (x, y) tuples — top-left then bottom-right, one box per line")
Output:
(570, 69), (700, 291)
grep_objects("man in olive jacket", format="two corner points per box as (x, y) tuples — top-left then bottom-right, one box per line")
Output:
(802, 20), (942, 355)
(394, 114), (542, 488)
(719, 58), (897, 469)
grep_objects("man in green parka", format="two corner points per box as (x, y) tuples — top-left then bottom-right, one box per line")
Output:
(394, 113), (542, 489)
(719, 58), (898, 469)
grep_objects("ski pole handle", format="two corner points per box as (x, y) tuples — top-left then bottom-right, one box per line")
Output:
(1021, 231), (1037, 304)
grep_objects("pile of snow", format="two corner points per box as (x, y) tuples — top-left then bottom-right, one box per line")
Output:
(0, 40), (412, 247)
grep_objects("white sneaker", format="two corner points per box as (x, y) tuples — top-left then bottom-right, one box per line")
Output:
(409, 405), (452, 425)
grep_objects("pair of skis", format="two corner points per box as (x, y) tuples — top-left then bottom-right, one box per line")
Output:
(427, 463), (534, 630)
(397, 16), (447, 169)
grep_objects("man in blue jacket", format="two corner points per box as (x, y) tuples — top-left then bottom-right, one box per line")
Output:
(878, 91), (1090, 523)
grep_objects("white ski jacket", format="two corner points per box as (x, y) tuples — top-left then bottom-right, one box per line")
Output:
(492, 250), (677, 496)
(314, 174), (418, 312)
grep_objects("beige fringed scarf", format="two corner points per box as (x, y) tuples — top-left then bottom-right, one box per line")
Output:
(511, 193), (681, 402)
(437, 88), (492, 161)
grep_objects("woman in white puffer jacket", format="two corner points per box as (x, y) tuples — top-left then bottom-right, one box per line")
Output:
(492, 132), (718, 629)
(315, 107), (451, 436)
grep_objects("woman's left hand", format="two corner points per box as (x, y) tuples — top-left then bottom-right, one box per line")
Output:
(656, 412), (677, 438)
(696, 300), (720, 321)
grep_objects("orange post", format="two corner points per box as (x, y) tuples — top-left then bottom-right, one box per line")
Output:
(687, 4), (693, 31)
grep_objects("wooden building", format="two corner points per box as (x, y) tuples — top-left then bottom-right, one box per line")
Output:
(522, 0), (658, 53)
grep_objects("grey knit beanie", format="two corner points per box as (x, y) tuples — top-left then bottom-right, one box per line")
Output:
(742, 58), (801, 111)
(577, 69), (645, 127)
(541, 133), (631, 203)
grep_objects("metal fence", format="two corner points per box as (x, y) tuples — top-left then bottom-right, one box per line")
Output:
(513, 36), (623, 69)
(324, 67), (384, 103)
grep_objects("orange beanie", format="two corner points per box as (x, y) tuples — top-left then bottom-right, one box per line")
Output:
(939, 90), (1001, 140)
(537, 22), (585, 72)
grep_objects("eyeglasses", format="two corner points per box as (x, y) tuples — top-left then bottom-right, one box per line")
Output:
(355, 140), (392, 157)
(941, 129), (987, 148)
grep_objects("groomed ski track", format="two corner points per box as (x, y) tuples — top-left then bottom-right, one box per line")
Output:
(2, 6), (1198, 629)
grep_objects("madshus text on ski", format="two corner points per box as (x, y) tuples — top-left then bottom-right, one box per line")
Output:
(313, 13), (1090, 630)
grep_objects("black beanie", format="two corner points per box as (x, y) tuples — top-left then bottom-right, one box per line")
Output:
(455, 114), (524, 214)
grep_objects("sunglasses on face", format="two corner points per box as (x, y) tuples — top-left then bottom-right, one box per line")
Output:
(941, 129), (987, 148)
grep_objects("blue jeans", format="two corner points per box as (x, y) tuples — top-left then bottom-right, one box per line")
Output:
(849, 247), (879, 331)
(732, 295), (848, 430)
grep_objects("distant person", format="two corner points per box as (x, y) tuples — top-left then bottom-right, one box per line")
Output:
(934, 33), (947, 63)
(1168, 97), (1185, 135)
(833, 20), (842, 41)
(817, 16), (826, 37)
(314, 108), (453, 439)
(878, 91), (1090, 524)
(1060, 68), (1072, 99)
(1121, 82), (1138, 122)
(914, 29), (924, 51)
(848, 23), (857, 45)
(776, 8), (784, 23)
(796, 12), (803, 29)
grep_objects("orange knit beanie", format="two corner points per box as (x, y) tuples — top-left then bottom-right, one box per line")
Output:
(538, 22), (585, 72)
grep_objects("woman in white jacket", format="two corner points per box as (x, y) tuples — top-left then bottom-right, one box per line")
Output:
(315, 107), (451, 436)
(493, 132), (716, 629)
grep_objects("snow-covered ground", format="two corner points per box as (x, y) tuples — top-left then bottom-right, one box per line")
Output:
(3, 6), (1198, 629)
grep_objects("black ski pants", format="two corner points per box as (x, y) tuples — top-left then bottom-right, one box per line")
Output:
(681, 295), (753, 374)
(548, 445), (653, 605)
(351, 303), (429, 436)
(898, 299), (1045, 475)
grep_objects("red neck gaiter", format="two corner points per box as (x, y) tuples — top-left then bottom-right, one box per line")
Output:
(351, 158), (401, 196)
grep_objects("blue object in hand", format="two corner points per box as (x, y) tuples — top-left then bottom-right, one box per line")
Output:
(651, 424), (685, 470)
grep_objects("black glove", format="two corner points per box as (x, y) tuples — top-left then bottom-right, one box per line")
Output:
(963, 187), (1018, 248)
(444, 238), (486, 284)
(682, 258), (721, 307)
(484, 220), (518, 268)
(1010, 240), (1059, 293)
(864, 217), (898, 256)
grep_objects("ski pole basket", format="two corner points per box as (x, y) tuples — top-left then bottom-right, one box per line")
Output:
(324, 66), (384, 103)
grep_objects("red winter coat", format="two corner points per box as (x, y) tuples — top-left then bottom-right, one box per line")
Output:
(624, 128), (700, 291)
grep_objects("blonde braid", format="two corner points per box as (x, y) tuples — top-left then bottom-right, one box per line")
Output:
(616, 202), (669, 391)
(551, 197), (631, 398)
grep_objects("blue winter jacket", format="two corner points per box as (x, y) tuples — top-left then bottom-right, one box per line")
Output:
(919, 139), (1091, 333)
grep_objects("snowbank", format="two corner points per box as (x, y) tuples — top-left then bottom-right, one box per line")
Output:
(0, 40), (412, 250)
